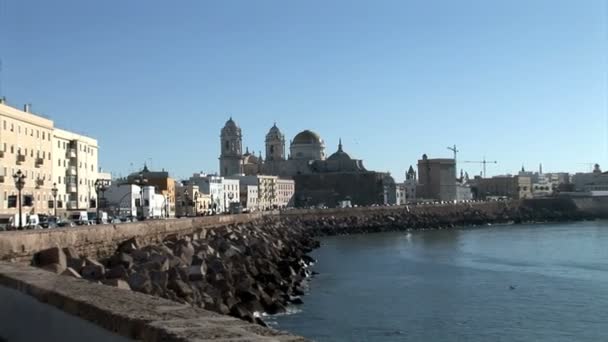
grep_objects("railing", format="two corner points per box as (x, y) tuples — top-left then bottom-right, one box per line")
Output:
(17, 154), (26, 163)
(67, 166), (77, 175)
(35, 157), (44, 167)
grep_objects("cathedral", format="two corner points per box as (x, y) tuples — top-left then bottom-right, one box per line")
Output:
(219, 118), (396, 206)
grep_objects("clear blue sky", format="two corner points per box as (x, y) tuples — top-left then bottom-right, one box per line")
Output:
(0, 0), (606, 181)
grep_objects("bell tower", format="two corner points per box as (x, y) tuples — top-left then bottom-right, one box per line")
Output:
(265, 123), (285, 161)
(219, 117), (243, 176)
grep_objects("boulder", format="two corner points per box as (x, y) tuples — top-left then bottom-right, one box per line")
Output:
(67, 258), (85, 273)
(175, 241), (195, 265)
(150, 270), (168, 290)
(168, 279), (193, 298)
(102, 279), (131, 290)
(117, 237), (140, 254)
(61, 267), (82, 278)
(106, 265), (129, 280)
(81, 259), (105, 280)
(229, 303), (255, 323)
(34, 246), (67, 270)
(42, 263), (66, 274)
(131, 249), (150, 262)
(128, 272), (153, 294)
(62, 247), (80, 260)
(108, 253), (134, 269)
(188, 264), (206, 281)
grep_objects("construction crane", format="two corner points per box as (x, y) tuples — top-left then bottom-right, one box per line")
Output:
(447, 145), (459, 178)
(463, 157), (497, 178)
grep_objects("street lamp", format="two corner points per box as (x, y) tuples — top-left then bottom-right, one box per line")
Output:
(51, 183), (58, 217)
(94, 179), (111, 224)
(12, 170), (26, 229)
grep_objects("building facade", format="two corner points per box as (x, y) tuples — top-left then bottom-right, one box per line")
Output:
(0, 100), (101, 218)
(219, 119), (395, 207)
(275, 178), (295, 208)
(416, 155), (456, 201)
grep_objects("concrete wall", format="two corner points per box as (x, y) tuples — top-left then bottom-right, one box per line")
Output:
(0, 262), (306, 341)
(0, 283), (130, 342)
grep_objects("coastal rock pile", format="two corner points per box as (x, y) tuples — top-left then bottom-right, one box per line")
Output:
(32, 218), (319, 325)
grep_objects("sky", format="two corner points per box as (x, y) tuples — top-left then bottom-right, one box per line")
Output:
(0, 0), (606, 181)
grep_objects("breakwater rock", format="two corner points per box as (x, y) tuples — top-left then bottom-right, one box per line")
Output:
(284, 201), (592, 236)
(33, 218), (319, 326)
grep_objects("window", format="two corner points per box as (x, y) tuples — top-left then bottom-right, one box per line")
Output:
(10, 123), (13, 132)
(58, 159), (61, 167)
(37, 130), (39, 138)
(58, 176), (61, 184)
(58, 141), (60, 148)
(42, 132), (45, 139)
(30, 128), (33, 136)
(2, 121), (5, 130)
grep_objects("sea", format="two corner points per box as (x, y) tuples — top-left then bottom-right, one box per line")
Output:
(268, 220), (608, 341)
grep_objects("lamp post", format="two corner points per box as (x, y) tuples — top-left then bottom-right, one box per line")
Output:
(12, 170), (26, 229)
(133, 172), (148, 220)
(94, 179), (112, 224)
(51, 183), (58, 217)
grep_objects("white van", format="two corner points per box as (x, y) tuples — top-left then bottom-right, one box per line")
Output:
(70, 211), (89, 225)
(8, 214), (41, 229)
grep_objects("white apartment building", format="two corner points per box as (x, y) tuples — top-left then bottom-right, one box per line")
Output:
(0, 100), (100, 217)
(275, 178), (295, 208)
(53, 128), (99, 213)
(223, 178), (240, 212)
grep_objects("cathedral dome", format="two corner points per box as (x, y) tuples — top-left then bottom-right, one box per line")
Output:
(292, 130), (322, 145)
(327, 139), (352, 161)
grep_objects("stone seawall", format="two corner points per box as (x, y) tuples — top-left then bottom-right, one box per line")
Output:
(0, 212), (276, 263)
(0, 198), (590, 263)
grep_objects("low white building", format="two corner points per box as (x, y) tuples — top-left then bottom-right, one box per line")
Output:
(240, 185), (258, 211)
(223, 178), (240, 212)
(142, 186), (166, 219)
(103, 183), (140, 218)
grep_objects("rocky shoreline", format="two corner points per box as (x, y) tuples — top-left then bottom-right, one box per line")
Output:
(33, 217), (319, 326)
(30, 203), (595, 326)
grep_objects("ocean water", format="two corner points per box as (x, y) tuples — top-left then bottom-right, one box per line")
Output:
(269, 220), (608, 341)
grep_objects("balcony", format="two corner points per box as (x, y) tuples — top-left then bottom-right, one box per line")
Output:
(67, 166), (77, 176)
(67, 148), (76, 159)
(35, 157), (44, 167)
(67, 183), (78, 193)
(67, 201), (78, 210)
(16, 154), (26, 164)
(35, 178), (44, 188)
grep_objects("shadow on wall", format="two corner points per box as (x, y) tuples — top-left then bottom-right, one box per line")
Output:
(0, 285), (130, 342)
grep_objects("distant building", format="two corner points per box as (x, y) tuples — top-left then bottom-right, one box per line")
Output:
(416, 155), (456, 201)
(0, 100), (104, 217)
(275, 178), (295, 208)
(175, 183), (210, 217)
(404, 165), (417, 203)
(104, 183), (140, 218)
(125, 165), (176, 217)
(572, 164), (608, 192)
(470, 175), (532, 200)
(218, 119), (396, 207)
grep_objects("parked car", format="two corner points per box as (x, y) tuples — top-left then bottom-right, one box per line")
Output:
(70, 211), (89, 225)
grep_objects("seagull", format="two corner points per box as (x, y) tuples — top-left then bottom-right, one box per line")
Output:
(509, 285), (517, 290)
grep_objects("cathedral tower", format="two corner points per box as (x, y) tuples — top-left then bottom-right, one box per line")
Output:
(265, 123), (285, 161)
(219, 117), (243, 176)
